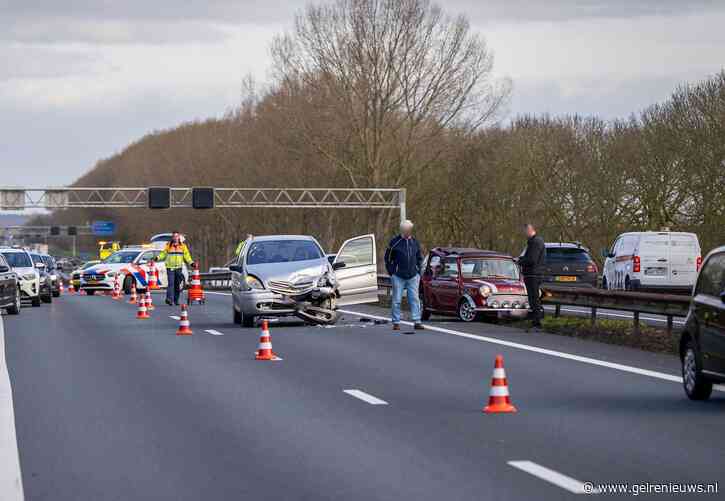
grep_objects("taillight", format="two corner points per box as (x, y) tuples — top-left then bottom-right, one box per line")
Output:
(696, 256), (702, 271)
(632, 255), (641, 273)
(586, 262), (598, 273)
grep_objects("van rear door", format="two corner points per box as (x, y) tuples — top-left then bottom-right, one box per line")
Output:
(638, 233), (670, 286)
(669, 233), (700, 289)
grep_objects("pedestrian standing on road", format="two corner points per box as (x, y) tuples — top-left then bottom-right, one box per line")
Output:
(519, 223), (546, 328)
(384, 220), (424, 331)
(155, 231), (194, 306)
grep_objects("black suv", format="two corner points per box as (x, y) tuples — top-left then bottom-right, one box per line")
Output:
(0, 253), (21, 314)
(680, 245), (725, 400)
(542, 242), (598, 287)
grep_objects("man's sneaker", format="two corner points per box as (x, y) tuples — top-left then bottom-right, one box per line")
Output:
(165, 299), (173, 306)
(414, 323), (424, 330)
(392, 324), (400, 331)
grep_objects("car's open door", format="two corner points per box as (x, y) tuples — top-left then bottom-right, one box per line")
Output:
(334, 234), (378, 306)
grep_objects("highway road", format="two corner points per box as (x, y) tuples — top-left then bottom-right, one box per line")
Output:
(1, 292), (723, 500)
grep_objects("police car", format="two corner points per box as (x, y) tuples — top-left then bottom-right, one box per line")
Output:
(80, 245), (188, 295)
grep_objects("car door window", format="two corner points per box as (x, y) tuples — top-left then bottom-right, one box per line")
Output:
(428, 255), (441, 275)
(696, 253), (725, 297)
(439, 258), (459, 278)
(336, 236), (374, 268)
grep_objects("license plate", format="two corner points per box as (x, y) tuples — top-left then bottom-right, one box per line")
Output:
(86, 280), (100, 285)
(555, 276), (577, 282)
(645, 267), (667, 276)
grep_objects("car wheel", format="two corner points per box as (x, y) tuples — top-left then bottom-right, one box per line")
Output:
(42, 292), (52, 304)
(7, 289), (20, 315)
(682, 340), (713, 400)
(242, 314), (256, 328)
(233, 306), (242, 325)
(458, 299), (478, 323)
(421, 308), (431, 321)
(86, 290), (96, 296)
(602, 276), (608, 290)
(624, 276), (632, 291)
(31, 296), (41, 307)
(52, 291), (60, 297)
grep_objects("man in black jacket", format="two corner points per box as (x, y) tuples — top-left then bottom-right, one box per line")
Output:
(384, 220), (424, 330)
(519, 223), (546, 327)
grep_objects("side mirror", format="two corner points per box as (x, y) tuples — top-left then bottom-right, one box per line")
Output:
(229, 264), (243, 273)
(0, 265), (9, 273)
(332, 262), (346, 271)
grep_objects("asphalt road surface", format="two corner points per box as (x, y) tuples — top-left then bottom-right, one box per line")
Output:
(1, 291), (723, 500)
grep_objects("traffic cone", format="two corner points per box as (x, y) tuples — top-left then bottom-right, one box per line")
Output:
(128, 283), (138, 304)
(255, 320), (280, 361)
(68, 281), (76, 294)
(145, 290), (155, 311)
(148, 262), (159, 290)
(187, 265), (205, 304)
(136, 295), (150, 320)
(176, 304), (193, 336)
(483, 355), (517, 414)
(112, 275), (122, 300)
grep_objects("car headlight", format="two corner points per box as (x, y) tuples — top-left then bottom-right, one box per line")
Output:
(479, 285), (492, 298)
(106, 271), (117, 278)
(245, 275), (264, 290)
(23, 273), (36, 281)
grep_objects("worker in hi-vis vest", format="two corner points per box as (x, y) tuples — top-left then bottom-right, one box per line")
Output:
(155, 231), (194, 306)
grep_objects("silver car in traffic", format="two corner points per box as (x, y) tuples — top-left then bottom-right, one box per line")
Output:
(231, 234), (378, 327)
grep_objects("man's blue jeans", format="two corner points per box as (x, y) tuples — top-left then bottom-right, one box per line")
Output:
(391, 274), (421, 324)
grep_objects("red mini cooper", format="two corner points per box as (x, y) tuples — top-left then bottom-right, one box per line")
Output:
(420, 248), (529, 322)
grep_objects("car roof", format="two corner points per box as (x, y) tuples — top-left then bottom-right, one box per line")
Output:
(250, 235), (318, 242)
(431, 247), (512, 259)
(0, 247), (28, 253)
(545, 242), (591, 251)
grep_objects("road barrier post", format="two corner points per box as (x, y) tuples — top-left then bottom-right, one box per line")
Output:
(633, 311), (640, 336)
(590, 307), (597, 326)
(554, 304), (561, 317)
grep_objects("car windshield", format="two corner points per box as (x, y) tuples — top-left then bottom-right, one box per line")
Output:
(104, 251), (140, 264)
(546, 248), (591, 262)
(460, 258), (519, 279)
(82, 261), (100, 269)
(247, 240), (323, 265)
(30, 254), (44, 265)
(2, 252), (32, 268)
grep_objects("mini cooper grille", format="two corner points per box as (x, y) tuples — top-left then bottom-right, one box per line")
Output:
(268, 280), (315, 295)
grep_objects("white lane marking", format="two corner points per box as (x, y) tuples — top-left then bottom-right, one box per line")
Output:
(544, 306), (685, 325)
(204, 291), (231, 296)
(0, 316), (26, 500)
(338, 309), (725, 393)
(204, 329), (224, 336)
(508, 461), (595, 494)
(343, 389), (389, 405)
(169, 315), (181, 321)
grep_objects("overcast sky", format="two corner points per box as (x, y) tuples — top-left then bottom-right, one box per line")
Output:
(1, 0), (724, 188)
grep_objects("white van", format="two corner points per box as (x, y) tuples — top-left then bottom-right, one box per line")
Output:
(602, 232), (701, 293)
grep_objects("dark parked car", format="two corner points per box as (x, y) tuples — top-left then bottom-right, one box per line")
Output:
(29, 252), (53, 303)
(420, 248), (529, 322)
(679, 245), (725, 400)
(541, 242), (598, 287)
(40, 254), (62, 297)
(0, 253), (21, 315)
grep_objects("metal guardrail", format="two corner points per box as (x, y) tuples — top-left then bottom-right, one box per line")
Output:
(203, 271), (690, 334)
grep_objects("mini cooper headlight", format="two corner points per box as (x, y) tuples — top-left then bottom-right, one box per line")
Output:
(479, 285), (492, 298)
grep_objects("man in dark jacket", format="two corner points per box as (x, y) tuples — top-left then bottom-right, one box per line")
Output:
(519, 223), (546, 327)
(384, 220), (424, 330)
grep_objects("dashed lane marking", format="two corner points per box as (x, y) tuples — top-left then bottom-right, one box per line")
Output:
(205, 330), (224, 336)
(508, 460), (596, 494)
(343, 389), (389, 405)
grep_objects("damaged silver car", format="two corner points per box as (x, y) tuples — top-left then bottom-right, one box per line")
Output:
(230, 234), (378, 327)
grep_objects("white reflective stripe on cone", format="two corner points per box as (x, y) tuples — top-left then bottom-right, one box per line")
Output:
(258, 342), (273, 350)
(489, 386), (510, 397)
(492, 368), (507, 379)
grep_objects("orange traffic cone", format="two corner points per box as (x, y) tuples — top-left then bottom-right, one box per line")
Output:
(176, 304), (193, 336)
(255, 320), (281, 361)
(136, 295), (150, 320)
(128, 283), (138, 304)
(187, 265), (205, 304)
(112, 275), (122, 300)
(483, 355), (517, 414)
(68, 281), (76, 294)
(148, 262), (159, 290)
(145, 290), (155, 311)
